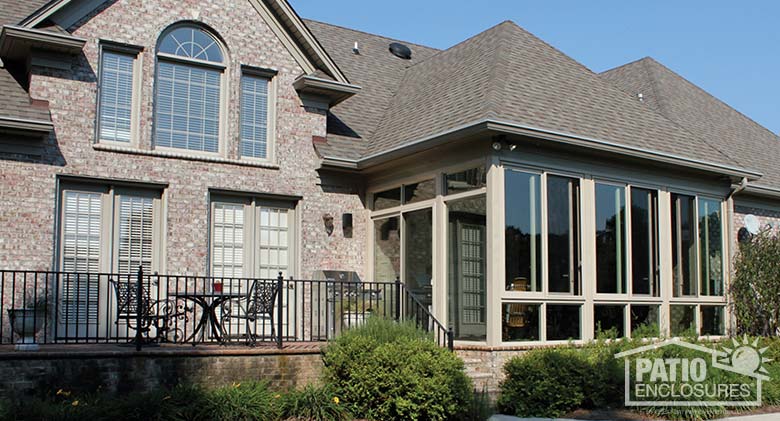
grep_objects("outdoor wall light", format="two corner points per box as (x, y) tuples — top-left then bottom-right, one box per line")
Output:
(323, 214), (334, 236)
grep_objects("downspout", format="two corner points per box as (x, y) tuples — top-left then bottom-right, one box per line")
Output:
(725, 176), (748, 336)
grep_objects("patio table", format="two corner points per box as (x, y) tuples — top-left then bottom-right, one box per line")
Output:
(167, 291), (245, 345)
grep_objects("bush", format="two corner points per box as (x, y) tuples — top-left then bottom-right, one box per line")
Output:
(732, 230), (780, 336)
(280, 384), (351, 421)
(203, 381), (278, 421)
(322, 317), (473, 420)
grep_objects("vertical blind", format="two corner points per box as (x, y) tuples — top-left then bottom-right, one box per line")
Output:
(61, 191), (102, 323)
(98, 51), (134, 142)
(117, 196), (154, 274)
(240, 75), (270, 159)
(155, 61), (221, 153)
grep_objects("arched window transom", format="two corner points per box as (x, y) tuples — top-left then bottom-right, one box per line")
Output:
(158, 26), (223, 63)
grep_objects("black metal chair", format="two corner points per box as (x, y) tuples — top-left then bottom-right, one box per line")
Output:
(225, 280), (280, 345)
(109, 278), (183, 343)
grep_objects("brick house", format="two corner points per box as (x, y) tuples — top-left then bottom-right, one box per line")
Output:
(1, 0), (779, 389)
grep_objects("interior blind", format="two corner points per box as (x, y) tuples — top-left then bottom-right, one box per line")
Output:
(212, 203), (244, 278)
(98, 51), (134, 142)
(155, 61), (221, 152)
(240, 74), (269, 159)
(61, 191), (102, 323)
(117, 196), (154, 274)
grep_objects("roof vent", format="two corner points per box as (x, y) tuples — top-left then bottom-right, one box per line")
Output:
(389, 42), (412, 60)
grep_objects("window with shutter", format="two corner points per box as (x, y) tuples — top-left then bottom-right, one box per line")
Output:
(61, 191), (102, 323)
(98, 51), (135, 143)
(117, 196), (154, 274)
(240, 74), (270, 159)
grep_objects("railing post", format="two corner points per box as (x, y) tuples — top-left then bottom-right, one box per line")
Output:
(394, 276), (401, 322)
(447, 327), (454, 351)
(276, 272), (283, 349)
(135, 266), (143, 352)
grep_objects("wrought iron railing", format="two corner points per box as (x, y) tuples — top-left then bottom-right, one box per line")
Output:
(0, 268), (453, 350)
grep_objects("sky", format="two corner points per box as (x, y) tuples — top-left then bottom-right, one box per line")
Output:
(290, 0), (779, 135)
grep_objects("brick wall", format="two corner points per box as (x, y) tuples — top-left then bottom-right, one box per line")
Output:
(0, 347), (323, 397)
(0, 0), (367, 278)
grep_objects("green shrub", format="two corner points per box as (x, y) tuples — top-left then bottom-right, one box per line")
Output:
(731, 230), (780, 336)
(280, 384), (351, 421)
(322, 317), (473, 420)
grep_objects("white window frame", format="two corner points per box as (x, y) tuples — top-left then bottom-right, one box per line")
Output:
(95, 41), (143, 147)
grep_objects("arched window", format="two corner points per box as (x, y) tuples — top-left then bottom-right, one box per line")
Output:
(154, 25), (225, 153)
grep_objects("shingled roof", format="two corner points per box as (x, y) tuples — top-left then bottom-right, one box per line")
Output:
(304, 19), (440, 160)
(0, 0), (53, 126)
(311, 19), (752, 176)
(601, 57), (780, 191)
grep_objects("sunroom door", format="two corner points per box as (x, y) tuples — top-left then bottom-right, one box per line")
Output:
(447, 195), (487, 341)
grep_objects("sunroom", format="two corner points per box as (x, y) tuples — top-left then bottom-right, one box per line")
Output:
(363, 133), (743, 348)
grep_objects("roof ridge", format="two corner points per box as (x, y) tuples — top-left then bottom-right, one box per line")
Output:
(644, 57), (779, 141)
(302, 18), (440, 53)
(401, 20), (513, 73)
(484, 24), (513, 119)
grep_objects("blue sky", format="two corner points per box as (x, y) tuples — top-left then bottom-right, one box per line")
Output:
(290, 0), (779, 135)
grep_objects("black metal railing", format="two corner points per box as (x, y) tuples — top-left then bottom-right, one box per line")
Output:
(0, 268), (453, 350)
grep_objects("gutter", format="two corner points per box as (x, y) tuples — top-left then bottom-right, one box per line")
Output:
(727, 177), (748, 201)
(320, 118), (762, 181)
(0, 25), (86, 58)
(0, 116), (54, 135)
(740, 184), (780, 200)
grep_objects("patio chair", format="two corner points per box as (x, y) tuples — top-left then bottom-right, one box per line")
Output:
(225, 280), (280, 345)
(109, 278), (182, 343)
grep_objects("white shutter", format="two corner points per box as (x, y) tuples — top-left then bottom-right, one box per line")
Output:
(98, 51), (134, 142)
(212, 203), (244, 278)
(117, 195), (154, 274)
(61, 191), (102, 323)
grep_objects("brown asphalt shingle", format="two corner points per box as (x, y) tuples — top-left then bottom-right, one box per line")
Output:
(601, 57), (780, 189)
(303, 19), (440, 160)
(0, 0), (49, 26)
(368, 21), (738, 169)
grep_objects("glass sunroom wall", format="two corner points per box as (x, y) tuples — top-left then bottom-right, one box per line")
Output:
(504, 170), (542, 292)
(698, 199), (723, 296)
(547, 175), (581, 294)
(671, 193), (697, 297)
(630, 188), (659, 296)
(595, 183), (628, 294)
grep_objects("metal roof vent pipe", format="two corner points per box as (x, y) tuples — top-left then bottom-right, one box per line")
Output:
(352, 41), (360, 55)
